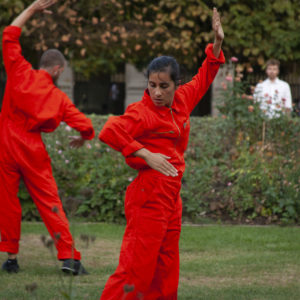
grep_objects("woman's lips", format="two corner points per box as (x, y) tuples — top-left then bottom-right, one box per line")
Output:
(153, 99), (163, 105)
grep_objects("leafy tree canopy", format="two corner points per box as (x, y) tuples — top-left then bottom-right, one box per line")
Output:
(1, 0), (300, 77)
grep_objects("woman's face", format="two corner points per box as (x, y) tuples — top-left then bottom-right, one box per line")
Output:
(148, 72), (176, 107)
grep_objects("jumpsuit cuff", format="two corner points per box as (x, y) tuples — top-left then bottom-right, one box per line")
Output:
(205, 43), (226, 64)
(122, 140), (144, 157)
(4, 26), (22, 39)
(0, 241), (19, 254)
(80, 128), (95, 140)
(57, 249), (81, 261)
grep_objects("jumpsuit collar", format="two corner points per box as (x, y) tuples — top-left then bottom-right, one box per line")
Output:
(142, 89), (179, 117)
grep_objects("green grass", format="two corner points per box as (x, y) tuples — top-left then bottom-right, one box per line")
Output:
(1, 223), (300, 299)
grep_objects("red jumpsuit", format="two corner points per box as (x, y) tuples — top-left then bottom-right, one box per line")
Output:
(0, 26), (95, 260)
(99, 44), (225, 299)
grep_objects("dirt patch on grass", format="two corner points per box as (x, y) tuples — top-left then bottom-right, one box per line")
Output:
(77, 238), (121, 267)
(180, 266), (300, 288)
(18, 234), (121, 268)
(0, 234), (120, 299)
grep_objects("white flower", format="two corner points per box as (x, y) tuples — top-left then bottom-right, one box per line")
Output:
(86, 143), (92, 149)
(65, 125), (72, 132)
(65, 160), (70, 164)
(58, 150), (62, 155)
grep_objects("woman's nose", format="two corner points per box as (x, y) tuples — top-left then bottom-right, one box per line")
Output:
(154, 88), (162, 97)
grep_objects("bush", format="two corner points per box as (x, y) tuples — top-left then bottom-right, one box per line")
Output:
(210, 62), (300, 224)
(19, 112), (300, 224)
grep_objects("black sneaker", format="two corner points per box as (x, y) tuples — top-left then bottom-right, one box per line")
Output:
(61, 259), (88, 275)
(2, 259), (20, 273)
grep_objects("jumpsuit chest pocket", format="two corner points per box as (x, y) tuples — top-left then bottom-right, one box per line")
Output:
(149, 129), (178, 139)
(151, 130), (175, 135)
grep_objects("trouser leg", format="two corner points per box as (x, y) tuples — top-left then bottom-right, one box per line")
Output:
(144, 197), (182, 300)
(0, 162), (22, 254)
(100, 205), (168, 299)
(21, 155), (81, 260)
(100, 175), (170, 300)
(100, 174), (182, 300)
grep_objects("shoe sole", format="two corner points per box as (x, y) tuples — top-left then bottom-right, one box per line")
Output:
(2, 264), (20, 273)
(61, 266), (76, 274)
(2, 268), (19, 273)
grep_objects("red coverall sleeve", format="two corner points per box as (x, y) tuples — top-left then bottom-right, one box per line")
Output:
(178, 43), (225, 114)
(62, 96), (95, 140)
(99, 105), (145, 157)
(2, 26), (32, 78)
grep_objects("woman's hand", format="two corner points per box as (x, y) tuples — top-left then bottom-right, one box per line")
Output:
(213, 7), (224, 42)
(212, 7), (224, 58)
(134, 148), (178, 177)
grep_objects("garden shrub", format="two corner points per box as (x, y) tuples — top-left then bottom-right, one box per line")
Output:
(18, 112), (300, 224)
(19, 86), (300, 224)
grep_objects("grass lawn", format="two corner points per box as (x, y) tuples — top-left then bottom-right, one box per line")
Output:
(0, 222), (300, 299)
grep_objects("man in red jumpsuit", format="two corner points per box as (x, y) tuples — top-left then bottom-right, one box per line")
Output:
(0, 0), (95, 274)
(99, 8), (225, 300)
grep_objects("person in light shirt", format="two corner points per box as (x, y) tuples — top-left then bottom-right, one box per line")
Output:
(254, 59), (292, 118)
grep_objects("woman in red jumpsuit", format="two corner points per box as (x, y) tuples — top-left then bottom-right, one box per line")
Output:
(0, 0), (94, 274)
(99, 8), (225, 300)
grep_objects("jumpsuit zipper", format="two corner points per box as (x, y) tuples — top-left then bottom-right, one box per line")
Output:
(170, 108), (181, 149)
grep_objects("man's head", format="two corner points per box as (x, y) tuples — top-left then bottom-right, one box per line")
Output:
(266, 58), (280, 81)
(39, 49), (66, 83)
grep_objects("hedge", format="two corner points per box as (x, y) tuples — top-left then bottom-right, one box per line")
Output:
(19, 114), (300, 225)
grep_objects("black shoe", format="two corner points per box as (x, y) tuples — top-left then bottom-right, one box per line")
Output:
(61, 259), (88, 275)
(2, 259), (20, 273)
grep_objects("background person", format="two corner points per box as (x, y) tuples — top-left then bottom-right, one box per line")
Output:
(99, 7), (225, 300)
(0, 0), (94, 274)
(254, 59), (292, 118)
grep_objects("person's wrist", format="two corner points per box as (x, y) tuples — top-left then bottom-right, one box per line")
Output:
(134, 148), (148, 160)
(26, 5), (37, 15)
(28, 2), (40, 14)
(214, 37), (223, 45)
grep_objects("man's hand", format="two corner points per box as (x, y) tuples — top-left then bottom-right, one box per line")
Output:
(69, 136), (85, 149)
(134, 148), (178, 177)
(212, 7), (224, 58)
(30, 0), (57, 14)
(11, 0), (57, 28)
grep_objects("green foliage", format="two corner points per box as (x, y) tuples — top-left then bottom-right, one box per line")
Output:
(208, 63), (300, 224)
(18, 108), (300, 224)
(1, 0), (300, 75)
(39, 116), (136, 223)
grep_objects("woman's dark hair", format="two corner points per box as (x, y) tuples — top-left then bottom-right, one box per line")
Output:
(146, 56), (180, 85)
